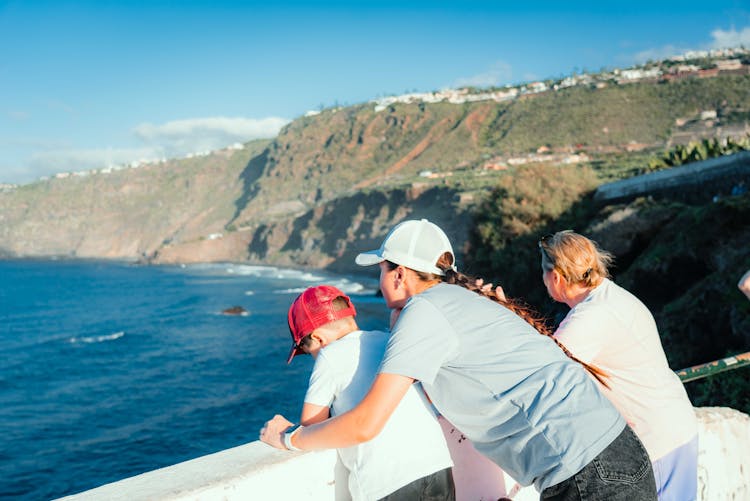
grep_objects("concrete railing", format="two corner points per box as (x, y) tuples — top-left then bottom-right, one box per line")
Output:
(593, 150), (750, 204)
(59, 407), (750, 501)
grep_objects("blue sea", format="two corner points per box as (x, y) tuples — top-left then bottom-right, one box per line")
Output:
(0, 260), (385, 500)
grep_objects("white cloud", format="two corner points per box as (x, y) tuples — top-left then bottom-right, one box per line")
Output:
(0, 115), (291, 185)
(632, 44), (687, 64)
(133, 116), (290, 157)
(631, 24), (750, 65)
(710, 26), (750, 49)
(454, 61), (513, 88)
(45, 100), (77, 115)
(26, 146), (160, 175)
(7, 111), (30, 121)
(0, 147), (158, 184)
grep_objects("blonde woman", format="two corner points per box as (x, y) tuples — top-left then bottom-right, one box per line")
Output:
(262, 219), (657, 501)
(539, 230), (698, 501)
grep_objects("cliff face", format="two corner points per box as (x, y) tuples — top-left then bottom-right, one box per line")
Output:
(1, 75), (749, 274)
(0, 143), (264, 261)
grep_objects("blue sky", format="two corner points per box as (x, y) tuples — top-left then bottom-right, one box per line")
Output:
(1, 1), (749, 185)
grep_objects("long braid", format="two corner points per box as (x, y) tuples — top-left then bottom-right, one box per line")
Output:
(441, 266), (611, 389)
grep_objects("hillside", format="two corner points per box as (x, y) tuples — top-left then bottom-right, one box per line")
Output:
(1, 74), (749, 271)
(233, 75), (750, 224)
(0, 141), (268, 260)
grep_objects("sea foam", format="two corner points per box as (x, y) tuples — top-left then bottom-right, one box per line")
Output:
(69, 331), (125, 344)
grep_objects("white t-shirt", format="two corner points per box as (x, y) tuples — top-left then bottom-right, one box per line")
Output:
(554, 278), (698, 461)
(304, 330), (453, 501)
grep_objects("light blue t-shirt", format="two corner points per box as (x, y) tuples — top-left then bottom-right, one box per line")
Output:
(379, 283), (625, 491)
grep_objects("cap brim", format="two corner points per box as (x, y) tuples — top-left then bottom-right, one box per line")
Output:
(286, 343), (304, 364)
(355, 250), (385, 266)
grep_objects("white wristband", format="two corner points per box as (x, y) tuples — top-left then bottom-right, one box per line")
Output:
(283, 425), (303, 451)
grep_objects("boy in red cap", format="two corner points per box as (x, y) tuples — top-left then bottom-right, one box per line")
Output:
(281, 284), (454, 501)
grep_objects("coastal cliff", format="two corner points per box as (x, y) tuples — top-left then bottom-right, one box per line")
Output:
(2, 74), (748, 273)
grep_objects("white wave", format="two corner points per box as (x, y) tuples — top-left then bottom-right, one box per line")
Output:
(244, 290), (255, 296)
(225, 264), (279, 276)
(273, 281), (377, 296)
(224, 265), (325, 282)
(299, 272), (325, 281)
(325, 279), (374, 295)
(70, 331), (125, 344)
(179, 263), (378, 294)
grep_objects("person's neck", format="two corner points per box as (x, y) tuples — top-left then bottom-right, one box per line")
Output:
(411, 278), (440, 296)
(564, 279), (603, 309)
(331, 320), (359, 342)
(564, 288), (590, 309)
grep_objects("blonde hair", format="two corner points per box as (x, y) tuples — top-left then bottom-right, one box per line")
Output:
(540, 231), (613, 288)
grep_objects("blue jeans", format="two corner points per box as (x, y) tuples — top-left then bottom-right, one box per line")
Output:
(541, 426), (657, 501)
(378, 467), (455, 501)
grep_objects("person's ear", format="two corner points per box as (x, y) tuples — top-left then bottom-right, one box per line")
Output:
(551, 269), (565, 287)
(310, 331), (326, 347)
(393, 265), (407, 288)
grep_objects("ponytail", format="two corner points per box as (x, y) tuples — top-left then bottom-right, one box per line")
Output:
(436, 255), (610, 388)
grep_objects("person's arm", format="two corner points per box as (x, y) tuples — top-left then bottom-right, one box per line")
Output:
(300, 403), (330, 426)
(260, 372), (414, 450)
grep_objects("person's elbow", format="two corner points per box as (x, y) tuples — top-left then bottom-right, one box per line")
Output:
(349, 409), (386, 442)
(352, 424), (380, 443)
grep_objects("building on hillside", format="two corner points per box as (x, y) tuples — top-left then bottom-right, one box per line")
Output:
(698, 68), (720, 78)
(617, 67), (662, 83)
(716, 59), (743, 71)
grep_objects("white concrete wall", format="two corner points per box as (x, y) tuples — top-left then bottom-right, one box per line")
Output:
(58, 406), (750, 501)
(696, 407), (750, 500)
(593, 150), (750, 203)
(57, 443), (339, 501)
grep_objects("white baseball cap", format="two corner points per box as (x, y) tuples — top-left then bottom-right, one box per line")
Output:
(355, 219), (455, 275)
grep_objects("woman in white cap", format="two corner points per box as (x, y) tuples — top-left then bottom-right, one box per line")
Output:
(538, 230), (698, 500)
(261, 219), (657, 500)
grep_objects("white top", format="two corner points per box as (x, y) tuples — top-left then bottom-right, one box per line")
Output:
(554, 278), (698, 461)
(304, 330), (453, 501)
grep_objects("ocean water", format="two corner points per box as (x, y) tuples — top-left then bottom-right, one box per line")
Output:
(0, 260), (385, 500)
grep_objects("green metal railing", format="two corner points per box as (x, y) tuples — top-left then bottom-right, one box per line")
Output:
(676, 351), (750, 383)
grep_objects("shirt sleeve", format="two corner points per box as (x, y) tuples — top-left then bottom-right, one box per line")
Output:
(378, 295), (459, 385)
(554, 307), (606, 364)
(303, 352), (339, 408)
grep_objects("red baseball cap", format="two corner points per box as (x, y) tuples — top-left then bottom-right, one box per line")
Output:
(286, 285), (357, 363)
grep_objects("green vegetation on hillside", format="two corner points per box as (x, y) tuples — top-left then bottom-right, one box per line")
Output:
(645, 134), (750, 172)
(466, 168), (750, 414)
(479, 76), (750, 153)
(229, 74), (750, 232)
